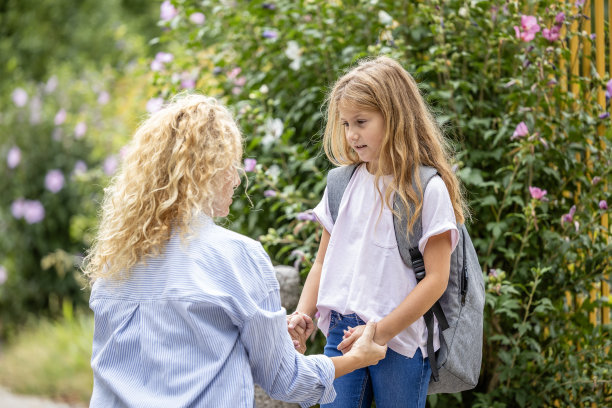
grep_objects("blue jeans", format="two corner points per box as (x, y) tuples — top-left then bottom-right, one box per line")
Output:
(322, 311), (431, 408)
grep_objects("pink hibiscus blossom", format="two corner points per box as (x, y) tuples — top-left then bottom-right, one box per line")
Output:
(514, 15), (540, 42)
(511, 121), (529, 140)
(529, 186), (547, 200)
(160, 1), (178, 21)
(561, 205), (576, 224)
(542, 25), (561, 42)
(45, 169), (65, 193)
(244, 158), (257, 172)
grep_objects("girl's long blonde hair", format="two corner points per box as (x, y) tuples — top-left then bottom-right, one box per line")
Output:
(83, 94), (243, 282)
(323, 56), (466, 232)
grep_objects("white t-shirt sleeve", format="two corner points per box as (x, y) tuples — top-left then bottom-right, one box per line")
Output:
(312, 187), (334, 234)
(418, 176), (459, 255)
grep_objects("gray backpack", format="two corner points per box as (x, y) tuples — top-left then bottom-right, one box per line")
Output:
(326, 164), (484, 394)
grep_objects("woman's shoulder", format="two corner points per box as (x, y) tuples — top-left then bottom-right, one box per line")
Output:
(192, 219), (266, 260)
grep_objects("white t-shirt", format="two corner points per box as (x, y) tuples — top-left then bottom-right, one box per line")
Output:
(312, 164), (458, 358)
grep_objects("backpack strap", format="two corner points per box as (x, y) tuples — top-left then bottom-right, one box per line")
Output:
(327, 164), (359, 224)
(393, 166), (450, 382)
(392, 166), (439, 268)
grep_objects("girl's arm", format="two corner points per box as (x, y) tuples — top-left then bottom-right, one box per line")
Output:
(338, 230), (452, 350)
(287, 227), (331, 337)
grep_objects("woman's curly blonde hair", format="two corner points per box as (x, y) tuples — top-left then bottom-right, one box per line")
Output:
(83, 94), (243, 283)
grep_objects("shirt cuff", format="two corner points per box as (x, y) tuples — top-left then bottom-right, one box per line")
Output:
(418, 223), (459, 255)
(299, 355), (336, 408)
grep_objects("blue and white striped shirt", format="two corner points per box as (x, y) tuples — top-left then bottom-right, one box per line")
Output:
(89, 216), (336, 407)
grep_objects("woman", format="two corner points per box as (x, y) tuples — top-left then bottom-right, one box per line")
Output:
(83, 94), (386, 408)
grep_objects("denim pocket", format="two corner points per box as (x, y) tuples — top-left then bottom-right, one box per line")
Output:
(327, 311), (341, 332)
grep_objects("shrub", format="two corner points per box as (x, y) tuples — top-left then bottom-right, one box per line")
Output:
(151, 1), (611, 406)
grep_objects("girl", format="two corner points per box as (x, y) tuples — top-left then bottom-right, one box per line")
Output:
(83, 94), (386, 407)
(288, 56), (466, 407)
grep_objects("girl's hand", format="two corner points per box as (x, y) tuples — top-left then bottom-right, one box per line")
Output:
(287, 311), (315, 353)
(337, 325), (364, 354)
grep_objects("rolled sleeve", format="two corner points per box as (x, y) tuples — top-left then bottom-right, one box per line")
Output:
(240, 290), (336, 407)
(312, 187), (334, 234)
(418, 176), (459, 254)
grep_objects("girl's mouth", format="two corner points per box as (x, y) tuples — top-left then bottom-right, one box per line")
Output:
(355, 145), (367, 150)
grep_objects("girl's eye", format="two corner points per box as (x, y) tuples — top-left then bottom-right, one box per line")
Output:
(341, 122), (349, 127)
(357, 120), (367, 125)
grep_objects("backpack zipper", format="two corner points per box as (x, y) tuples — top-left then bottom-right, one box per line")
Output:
(461, 228), (468, 305)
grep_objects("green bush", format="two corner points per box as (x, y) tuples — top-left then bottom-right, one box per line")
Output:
(151, 0), (611, 406)
(0, 1), (158, 337)
(0, 304), (93, 405)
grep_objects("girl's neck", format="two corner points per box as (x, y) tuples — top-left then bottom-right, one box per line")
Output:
(365, 161), (392, 176)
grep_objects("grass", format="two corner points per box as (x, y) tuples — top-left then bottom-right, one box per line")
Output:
(0, 304), (93, 405)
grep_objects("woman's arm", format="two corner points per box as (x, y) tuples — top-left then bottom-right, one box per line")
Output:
(338, 230), (452, 351)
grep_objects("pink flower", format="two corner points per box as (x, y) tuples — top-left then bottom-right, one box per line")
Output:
(511, 121), (529, 140)
(600, 200), (608, 210)
(156, 52), (174, 63)
(54, 109), (67, 126)
(189, 12), (205, 25)
(514, 15), (540, 42)
(234, 76), (247, 87)
(160, 1), (178, 21)
(181, 79), (196, 89)
(244, 158), (257, 172)
(232, 87), (242, 95)
(561, 205), (576, 224)
(592, 176), (602, 185)
(151, 60), (164, 71)
(0, 265), (6, 285)
(227, 67), (242, 79)
(180, 72), (197, 89)
(74, 122), (87, 139)
(12, 88), (28, 107)
(146, 97), (164, 113)
(542, 25), (560, 42)
(119, 145), (130, 159)
(23, 200), (45, 224)
(263, 29), (278, 39)
(73, 160), (87, 175)
(264, 189), (277, 197)
(45, 169), (65, 193)
(7, 146), (21, 169)
(555, 12), (565, 25)
(103, 155), (118, 175)
(529, 186), (547, 200)
(45, 76), (58, 93)
(151, 52), (174, 72)
(98, 91), (110, 105)
(575, 0), (585, 7)
(11, 198), (26, 219)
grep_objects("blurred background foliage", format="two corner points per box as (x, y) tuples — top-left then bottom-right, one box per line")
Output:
(1, 0), (611, 406)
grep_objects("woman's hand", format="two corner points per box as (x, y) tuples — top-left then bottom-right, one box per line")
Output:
(343, 321), (387, 367)
(286, 311), (315, 353)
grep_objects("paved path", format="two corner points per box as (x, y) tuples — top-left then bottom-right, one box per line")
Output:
(0, 387), (86, 408)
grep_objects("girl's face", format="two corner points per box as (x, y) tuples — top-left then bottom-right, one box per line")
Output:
(339, 103), (386, 173)
(212, 166), (241, 217)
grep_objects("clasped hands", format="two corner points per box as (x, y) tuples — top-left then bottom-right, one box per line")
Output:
(286, 311), (383, 355)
